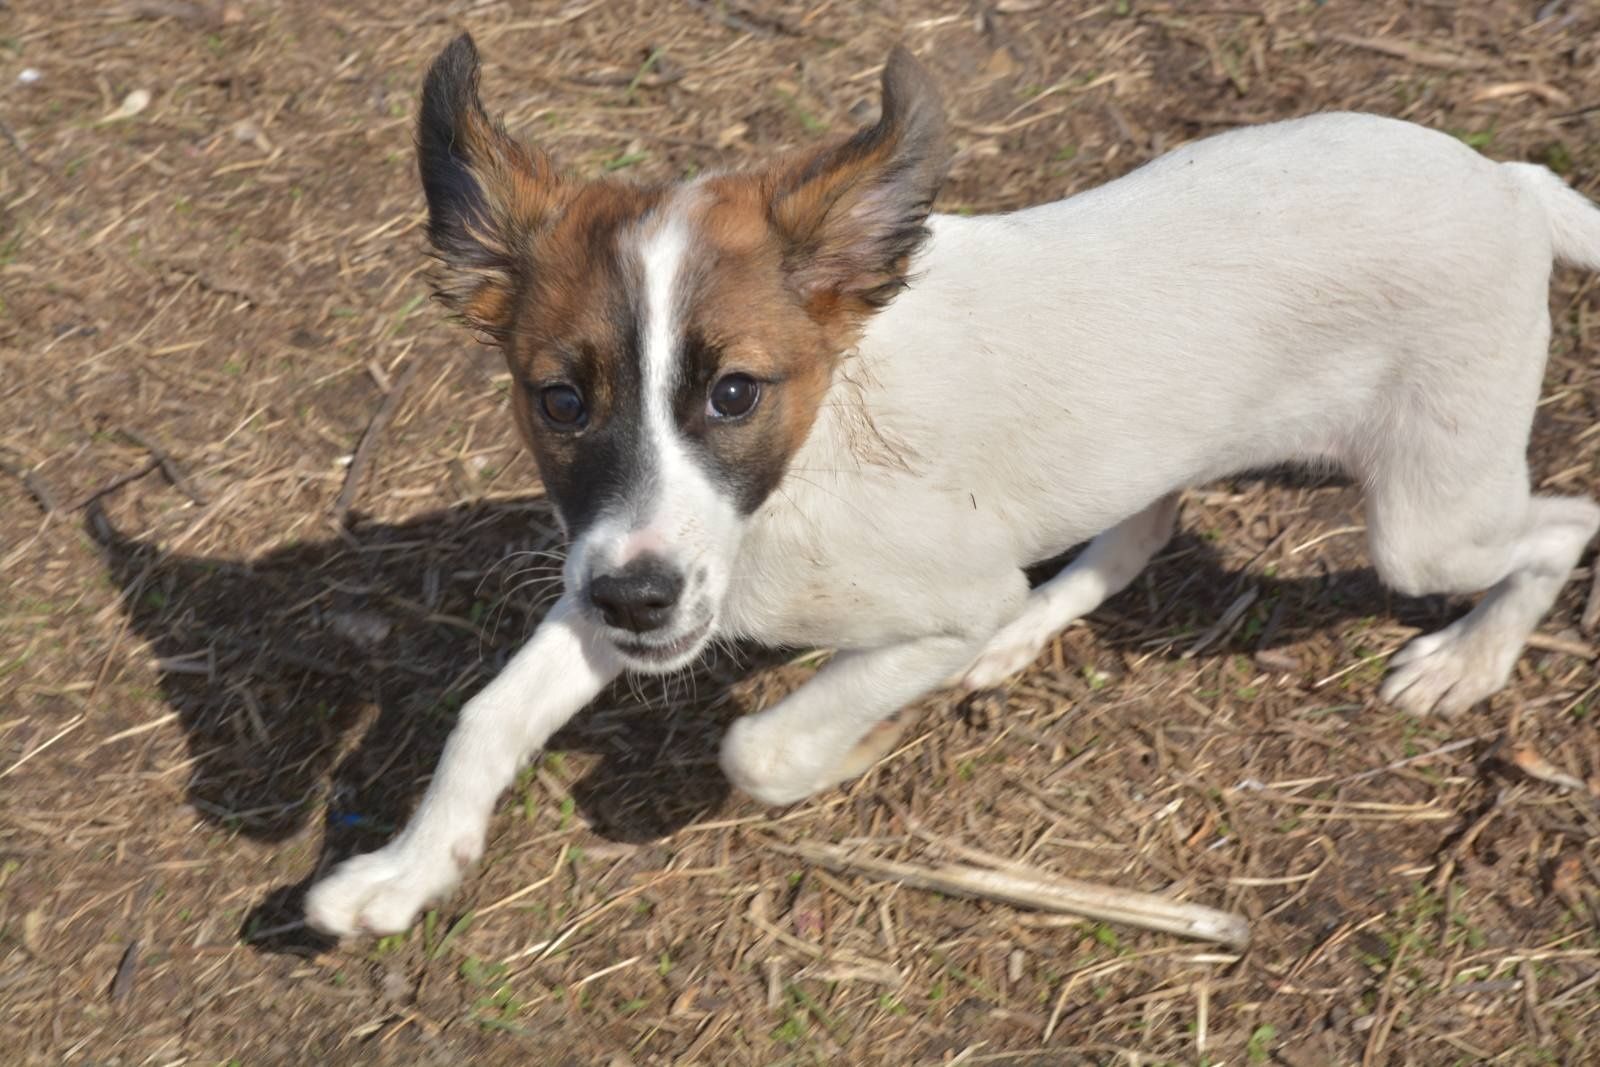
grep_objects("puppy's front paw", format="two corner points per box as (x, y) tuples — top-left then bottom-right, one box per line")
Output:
(720, 714), (907, 806)
(305, 841), (473, 938)
(720, 716), (831, 807)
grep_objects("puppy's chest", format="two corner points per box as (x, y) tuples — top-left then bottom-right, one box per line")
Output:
(721, 554), (886, 648)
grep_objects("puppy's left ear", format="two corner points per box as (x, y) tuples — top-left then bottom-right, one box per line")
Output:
(766, 46), (947, 327)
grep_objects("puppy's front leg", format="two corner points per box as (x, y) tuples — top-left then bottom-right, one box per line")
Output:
(306, 595), (620, 937)
(720, 634), (979, 806)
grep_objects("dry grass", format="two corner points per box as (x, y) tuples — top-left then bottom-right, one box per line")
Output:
(3, 1), (1600, 1064)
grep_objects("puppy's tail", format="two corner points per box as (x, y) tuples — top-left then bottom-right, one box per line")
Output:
(1507, 162), (1600, 271)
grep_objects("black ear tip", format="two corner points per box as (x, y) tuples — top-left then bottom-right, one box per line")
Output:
(422, 32), (482, 111)
(884, 44), (917, 72)
(440, 31), (479, 70)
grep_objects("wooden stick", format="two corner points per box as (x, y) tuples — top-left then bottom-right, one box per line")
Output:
(1183, 586), (1258, 659)
(1581, 567), (1600, 635)
(118, 426), (206, 505)
(767, 839), (1251, 949)
(1323, 33), (1491, 72)
(1526, 631), (1595, 660)
(333, 358), (421, 525)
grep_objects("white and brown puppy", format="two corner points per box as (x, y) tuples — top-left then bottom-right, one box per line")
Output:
(307, 34), (1600, 936)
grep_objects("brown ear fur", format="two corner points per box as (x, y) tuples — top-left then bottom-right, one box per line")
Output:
(764, 46), (948, 329)
(417, 33), (565, 342)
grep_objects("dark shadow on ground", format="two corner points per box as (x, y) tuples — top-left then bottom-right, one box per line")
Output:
(87, 474), (1461, 954)
(86, 497), (776, 953)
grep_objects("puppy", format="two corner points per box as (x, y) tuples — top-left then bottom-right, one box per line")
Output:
(306, 34), (1600, 936)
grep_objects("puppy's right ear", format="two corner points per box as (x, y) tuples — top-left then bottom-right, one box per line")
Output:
(418, 34), (563, 343)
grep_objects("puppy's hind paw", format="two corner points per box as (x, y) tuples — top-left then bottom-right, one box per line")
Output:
(1379, 622), (1517, 717)
(960, 629), (1048, 690)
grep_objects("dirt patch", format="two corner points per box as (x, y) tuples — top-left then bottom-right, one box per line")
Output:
(3, 1), (1599, 1064)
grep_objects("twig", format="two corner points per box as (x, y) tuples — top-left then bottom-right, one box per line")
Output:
(766, 839), (1251, 949)
(1341, 735), (1484, 785)
(1554, 103), (1600, 121)
(1510, 745), (1590, 794)
(1362, 929), (1410, 1066)
(684, 0), (799, 37)
(1526, 631), (1596, 660)
(109, 940), (141, 1004)
(1324, 33), (1492, 72)
(0, 453), (60, 513)
(73, 458), (162, 511)
(1522, 961), (1552, 1045)
(117, 427), (206, 505)
(0, 714), (86, 780)
(240, 918), (307, 943)
(1183, 587), (1258, 658)
(333, 358), (421, 525)
(70, 429), (206, 510)
(1432, 788), (1511, 893)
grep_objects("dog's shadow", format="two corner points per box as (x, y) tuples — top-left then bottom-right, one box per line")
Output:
(87, 480), (1445, 955)
(89, 497), (786, 953)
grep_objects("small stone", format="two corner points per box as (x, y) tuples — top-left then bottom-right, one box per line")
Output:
(326, 610), (394, 648)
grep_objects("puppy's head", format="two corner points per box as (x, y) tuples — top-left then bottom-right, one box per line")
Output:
(418, 34), (946, 671)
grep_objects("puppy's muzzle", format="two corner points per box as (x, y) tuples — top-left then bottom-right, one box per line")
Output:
(587, 555), (683, 635)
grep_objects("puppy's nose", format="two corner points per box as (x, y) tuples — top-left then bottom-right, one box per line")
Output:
(588, 556), (683, 634)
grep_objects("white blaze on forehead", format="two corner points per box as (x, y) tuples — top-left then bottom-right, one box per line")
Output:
(637, 193), (696, 435)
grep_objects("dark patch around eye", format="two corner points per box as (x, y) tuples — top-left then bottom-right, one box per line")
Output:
(671, 330), (793, 516)
(523, 298), (656, 536)
(670, 331), (719, 436)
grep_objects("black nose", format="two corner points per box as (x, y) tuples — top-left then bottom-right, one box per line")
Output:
(587, 557), (684, 634)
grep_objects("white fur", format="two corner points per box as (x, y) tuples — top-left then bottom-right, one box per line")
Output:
(308, 112), (1600, 935)
(960, 493), (1181, 689)
(718, 113), (1598, 790)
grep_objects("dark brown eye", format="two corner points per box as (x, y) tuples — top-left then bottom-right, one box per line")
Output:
(540, 384), (585, 427)
(708, 373), (760, 420)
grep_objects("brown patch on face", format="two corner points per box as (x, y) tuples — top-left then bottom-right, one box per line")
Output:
(689, 179), (841, 465)
(501, 180), (668, 532)
(677, 47), (947, 495)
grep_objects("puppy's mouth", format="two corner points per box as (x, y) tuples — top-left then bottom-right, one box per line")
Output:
(609, 613), (714, 673)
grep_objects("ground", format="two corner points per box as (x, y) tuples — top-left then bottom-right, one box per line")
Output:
(3, 1), (1600, 1064)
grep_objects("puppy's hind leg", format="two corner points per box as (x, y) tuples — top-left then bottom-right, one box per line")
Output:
(1367, 371), (1599, 715)
(1375, 491), (1598, 715)
(960, 493), (1180, 689)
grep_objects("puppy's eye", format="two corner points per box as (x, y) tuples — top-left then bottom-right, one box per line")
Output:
(708, 373), (760, 420)
(540, 384), (586, 427)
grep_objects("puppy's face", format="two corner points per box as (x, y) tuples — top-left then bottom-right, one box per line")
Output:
(417, 36), (945, 671)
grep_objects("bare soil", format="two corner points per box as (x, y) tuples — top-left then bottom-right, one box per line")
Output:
(3, 2), (1600, 1064)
